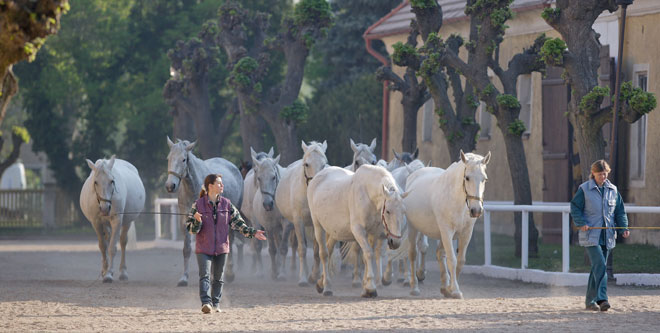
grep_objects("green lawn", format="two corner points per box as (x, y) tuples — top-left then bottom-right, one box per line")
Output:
(463, 230), (660, 273)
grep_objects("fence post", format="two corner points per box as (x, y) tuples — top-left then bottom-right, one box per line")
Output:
(42, 183), (56, 228)
(522, 209), (529, 269)
(562, 211), (570, 273)
(484, 211), (491, 266)
(154, 198), (162, 241)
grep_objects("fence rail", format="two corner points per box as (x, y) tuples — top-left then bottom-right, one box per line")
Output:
(0, 189), (81, 228)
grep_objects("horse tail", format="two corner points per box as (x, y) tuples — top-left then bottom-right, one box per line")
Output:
(127, 221), (138, 250)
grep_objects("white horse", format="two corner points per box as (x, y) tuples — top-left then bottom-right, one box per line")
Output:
(80, 156), (145, 283)
(240, 148), (274, 276)
(249, 148), (296, 281)
(345, 138), (377, 171)
(308, 164), (407, 298)
(376, 148), (418, 172)
(165, 137), (244, 286)
(403, 150), (490, 298)
(275, 140), (328, 286)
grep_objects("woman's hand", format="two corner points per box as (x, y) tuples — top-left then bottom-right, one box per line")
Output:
(622, 230), (630, 238)
(580, 225), (589, 232)
(194, 212), (202, 222)
(255, 230), (267, 241)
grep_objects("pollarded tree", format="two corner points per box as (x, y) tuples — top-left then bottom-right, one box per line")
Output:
(216, 0), (332, 164)
(163, 21), (239, 158)
(410, 0), (548, 256)
(0, 0), (68, 179)
(541, 1), (657, 180)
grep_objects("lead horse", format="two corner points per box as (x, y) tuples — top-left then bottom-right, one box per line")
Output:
(80, 156), (145, 283)
(165, 137), (244, 286)
(403, 150), (490, 298)
(308, 164), (407, 298)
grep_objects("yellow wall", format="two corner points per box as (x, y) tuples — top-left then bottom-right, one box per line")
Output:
(620, 11), (660, 246)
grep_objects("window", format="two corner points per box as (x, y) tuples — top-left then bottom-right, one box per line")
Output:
(517, 74), (533, 137)
(477, 101), (491, 140)
(629, 64), (649, 186)
(422, 98), (434, 142)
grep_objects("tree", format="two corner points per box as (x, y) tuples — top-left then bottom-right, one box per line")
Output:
(541, 1), (657, 180)
(216, 0), (332, 165)
(0, 0), (68, 180)
(409, 0), (546, 256)
(301, 0), (399, 165)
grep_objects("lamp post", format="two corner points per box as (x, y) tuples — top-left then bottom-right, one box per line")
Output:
(607, 0), (634, 281)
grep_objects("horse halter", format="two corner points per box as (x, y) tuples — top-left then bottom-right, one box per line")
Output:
(168, 152), (189, 181)
(94, 178), (116, 204)
(462, 165), (483, 209)
(303, 157), (327, 186)
(381, 200), (402, 239)
(259, 164), (280, 199)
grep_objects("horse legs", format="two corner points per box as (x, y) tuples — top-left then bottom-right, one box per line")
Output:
(371, 235), (384, 289)
(103, 218), (122, 283)
(279, 222), (295, 276)
(456, 221), (476, 277)
(350, 242), (362, 288)
(178, 222), (192, 287)
(250, 235), (264, 277)
(313, 224), (333, 296)
(118, 221), (130, 281)
(288, 226), (298, 276)
(407, 227), (420, 296)
(352, 226), (377, 298)
(416, 234), (430, 282)
(224, 231), (236, 283)
(267, 226), (284, 281)
(383, 254), (394, 286)
(435, 238), (450, 297)
(438, 228), (462, 299)
(310, 229), (321, 284)
(93, 222), (109, 279)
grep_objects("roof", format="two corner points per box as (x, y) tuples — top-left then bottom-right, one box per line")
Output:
(365, 0), (552, 39)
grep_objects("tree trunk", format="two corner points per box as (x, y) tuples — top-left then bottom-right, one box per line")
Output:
(239, 110), (266, 163)
(0, 68), (18, 127)
(401, 100), (418, 153)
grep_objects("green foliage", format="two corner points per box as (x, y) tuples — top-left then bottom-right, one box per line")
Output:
(280, 99), (309, 125)
(481, 84), (495, 97)
(541, 7), (560, 23)
(230, 56), (259, 90)
(507, 119), (526, 136)
(620, 81), (657, 115)
(466, 94), (480, 109)
(579, 86), (610, 112)
(11, 126), (30, 143)
(496, 94), (520, 109)
(392, 42), (418, 66)
(540, 37), (567, 66)
(461, 117), (475, 125)
(294, 0), (331, 28)
(410, 0), (436, 9)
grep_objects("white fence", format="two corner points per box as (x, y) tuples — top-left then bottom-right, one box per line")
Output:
(463, 202), (660, 286)
(153, 198), (182, 247)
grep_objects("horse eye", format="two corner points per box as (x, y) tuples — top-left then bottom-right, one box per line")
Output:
(466, 176), (470, 181)
(386, 210), (390, 214)
(304, 163), (309, 167)
(183, 158), (186, 162)
(94, 181), (97, 185)
(111, 180), (115, 184)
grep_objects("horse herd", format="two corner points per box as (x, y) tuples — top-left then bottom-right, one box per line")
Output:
(80, 136), (490, 299)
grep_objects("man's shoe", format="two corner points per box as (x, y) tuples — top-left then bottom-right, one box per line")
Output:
(598, 300), (610, 312)
(585, 303), (600, 311)
(213, 304), (222, 313)
(201, 303), (212, 313)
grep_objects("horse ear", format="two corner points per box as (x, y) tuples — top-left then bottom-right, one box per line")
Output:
(186, 141), (196, 151)
(350, 138), (357, 152)
(369, 138), (377, 151)
(460, 149), (467, 164)
(268, 147), (274, 158)
(321, 140), (327, 152)
(86, 159), (96, 171)
(107, 155), (116, 170)
(483, 151), (491, 165)
(413, 147), (419, 159)
(401, 190), (410, 199)
(393, 150), (401, 160)
(382, 184), (391, 196)
(274, 154), (281, 165)
(250, 147), (258, 163)
(301, 140), (308, 152)
(426, 160), (432, 167)
(167, 136), (174, 148)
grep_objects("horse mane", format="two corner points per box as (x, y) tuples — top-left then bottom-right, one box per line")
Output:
(305, 141), (326, 156)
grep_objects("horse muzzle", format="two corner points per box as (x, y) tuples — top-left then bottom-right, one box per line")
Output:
(469, 207), (483, 218)
(99, 203), (112, 216)
(165, 181), (177, 193)
(387, 238), (400, 250)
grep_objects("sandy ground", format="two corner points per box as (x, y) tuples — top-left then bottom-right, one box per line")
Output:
(1, 237), (659, 332)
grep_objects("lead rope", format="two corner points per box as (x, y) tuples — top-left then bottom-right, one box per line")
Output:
(381, 201), (402, 239)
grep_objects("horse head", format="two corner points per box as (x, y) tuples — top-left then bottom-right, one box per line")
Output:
(389, 147), (419, 171)
(165, 136), (195, 193)
(86, 155), (117, 216)
(460, 150), (491, 218)
(350, 138), (378, 170)
(301, 140), (328, 185)
(381, 183), (409, 250)
(251, 147), (280, 211)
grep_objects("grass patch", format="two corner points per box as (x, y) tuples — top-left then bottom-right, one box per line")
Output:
(464, 230), (660, 273)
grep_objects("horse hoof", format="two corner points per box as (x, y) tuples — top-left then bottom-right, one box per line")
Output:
(298, 281), (309, 287)
(382, 277), (392, 286)
(351, 282), (361, 288)
(103, 277), (113, 283)
(119, 273), (128, 281)
(403, 281), (410, 287)
(410, 289), (420, 296)
(177, 280), (188, 287)
(397, 278), (405, 283)
(440, 287), (451, 298)
(315, 281), (324, 294)
(361, 289), (377, 298)
(323, 290), (333, 296)
(450, 291), (464, 299)
(416, 270), (426, 282)
(225, 273), (235, 283)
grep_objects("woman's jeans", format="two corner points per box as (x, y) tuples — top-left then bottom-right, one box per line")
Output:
(196, 253), (227, 306)
(585, 245), (610, 305)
